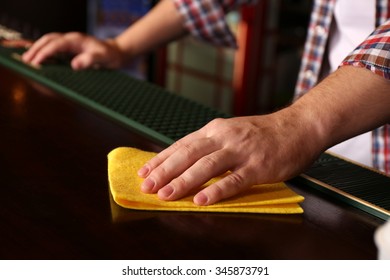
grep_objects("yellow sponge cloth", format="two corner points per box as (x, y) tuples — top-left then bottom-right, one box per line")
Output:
(108, 147), (304, 214)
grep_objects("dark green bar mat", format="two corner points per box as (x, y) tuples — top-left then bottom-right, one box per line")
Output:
(0, 46), (230, 146)
(291, 153), (390, 220)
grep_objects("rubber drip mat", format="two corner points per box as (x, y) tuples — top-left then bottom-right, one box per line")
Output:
(293, 153), (390, 220)
(1, 46), (389, 220)
(0, 46), (230, 145)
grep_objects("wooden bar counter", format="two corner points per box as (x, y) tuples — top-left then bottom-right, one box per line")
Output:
(0, 65), (384, 260)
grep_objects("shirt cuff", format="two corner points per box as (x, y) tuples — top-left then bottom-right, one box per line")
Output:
(172, 0), (238, 48)
(340, 20), (390, 80)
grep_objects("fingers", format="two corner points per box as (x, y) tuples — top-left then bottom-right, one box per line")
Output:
(193, 169), (253, 206)
(71, 41), (113, 70)
(138, 131), (253, 206)
(22, 32), (122, 70)
(22, 33), (65, 66)
(137, 130), (204, 178)
(156, 149), (235, 201)
(136, 118), (257, 206)
(139, 136), (219, 193)
(142, 141), (253, 206)
(22, 32), (89, 68)
(71, 52), (97, 70)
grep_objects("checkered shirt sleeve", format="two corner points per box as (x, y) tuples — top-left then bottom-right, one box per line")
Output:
(340, 20), (390, 79)
(172, 0), (258, 48)
(340, 20), (390, 173)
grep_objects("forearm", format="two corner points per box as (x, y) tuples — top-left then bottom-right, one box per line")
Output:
(113, 0), (187, 61)
(288, 66), (390, 154)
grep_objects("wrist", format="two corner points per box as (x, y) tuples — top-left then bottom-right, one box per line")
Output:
(278, 101), (330, 164)
(287, 97), (335, 155)
(105, 38), (132, 68)
(287, 66), (390, 158)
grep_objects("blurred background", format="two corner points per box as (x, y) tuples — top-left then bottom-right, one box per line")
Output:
(0, 0), (312, 115)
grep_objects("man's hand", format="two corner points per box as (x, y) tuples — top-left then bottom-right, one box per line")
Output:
(22, 32), (124, 70)
(138, 113), (322, 206)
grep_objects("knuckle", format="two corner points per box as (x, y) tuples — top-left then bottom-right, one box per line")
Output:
(170, 140), (184, 152)
(149, 166), (166, 185)
(207, 118), (225, 129)
(170, 176), (190, 196)
(65, 32), (83, 39)
(228, 172), (245, 186)
(178, 142), (195, 158)
(156, 164), (169, 178)
(172, 176), (188, 189)
(200, 155), (218, 170)
(151, 163), (177, 187)
(209, 184), (225, 201)
(225, 172), (247, 195)
(204, 172), (248, 204)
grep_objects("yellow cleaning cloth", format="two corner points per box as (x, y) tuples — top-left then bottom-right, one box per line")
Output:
(108, 147), (304, 214)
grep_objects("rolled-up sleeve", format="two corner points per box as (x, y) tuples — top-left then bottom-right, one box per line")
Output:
(172, 0), (258, 48)
(340, 20), (390, 79)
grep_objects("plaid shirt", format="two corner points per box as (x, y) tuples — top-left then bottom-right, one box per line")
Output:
(173, 0), (390, 173)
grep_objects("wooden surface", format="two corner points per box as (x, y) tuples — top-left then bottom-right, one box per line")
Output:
(0, 65), (384, 259)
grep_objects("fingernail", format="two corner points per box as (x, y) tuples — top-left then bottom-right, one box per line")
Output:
(137, 165), (150, 177)
(194, 192), (209, 206)
(158, 185), (174, 199)
(141, 177), (155, 193)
